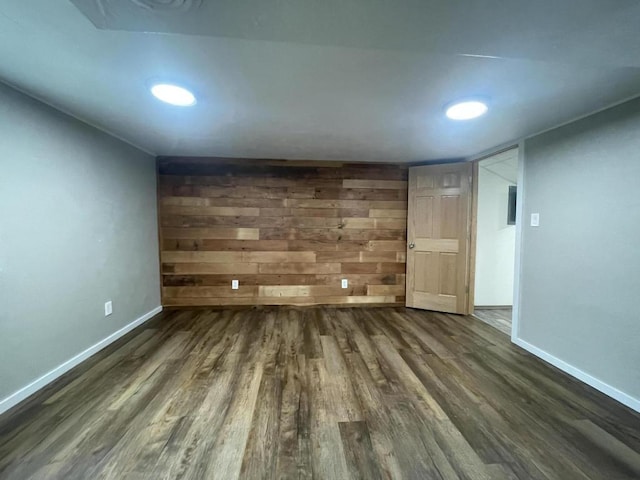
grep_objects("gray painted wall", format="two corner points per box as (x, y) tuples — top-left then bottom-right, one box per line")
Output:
(519, 96), (640, 402)
(0, 83), (160, 402)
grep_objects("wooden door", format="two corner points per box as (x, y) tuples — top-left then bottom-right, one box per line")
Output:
(406, 162), (476, 314)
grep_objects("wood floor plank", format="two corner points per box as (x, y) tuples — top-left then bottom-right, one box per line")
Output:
(319, 335), (363, 422)
(307, 359), (352, 479)
(2, 306), (640, 479)
(338, 421), (384, 480)
(570, 419), (640, 476)
(371, 335), (448, 421)
(205, 362), (264, 480)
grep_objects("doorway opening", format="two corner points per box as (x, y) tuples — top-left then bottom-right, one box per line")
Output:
(472, 148), (518, 335)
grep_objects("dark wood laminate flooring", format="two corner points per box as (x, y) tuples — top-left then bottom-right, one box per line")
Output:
(1, 307), (640, 479)
(473, 308), (512, 335)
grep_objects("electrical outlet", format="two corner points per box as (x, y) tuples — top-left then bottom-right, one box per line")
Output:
(341, 279), (348, 289)
(104, 301), (113, 316)
(231, 280), (239, 290)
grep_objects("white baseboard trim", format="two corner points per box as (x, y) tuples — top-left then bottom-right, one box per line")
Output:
(0, 306), (162, 416)
(513, 337), (640, 413)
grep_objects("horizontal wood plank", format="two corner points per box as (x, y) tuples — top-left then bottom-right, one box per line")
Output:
(258, 285), (367, 297)
(163, 263), (260, 274)
(343, 179), (407, 189)
(162, 251), (316, 264)
(162, 205), (259, 216)
(163, 227), (260, 240)
(368, 240), (407, 251)
(162, 239), (289, 252)
(163, 286), (259, 297)
(369, 209), (408, 218)
(258, 263), (342, 274)
(162, 273), (404, 287)
(259, 229), (406, 241)
(342, 218), (407, 230)
(162, 296), (399, 306)
(366, 284), (407, 296)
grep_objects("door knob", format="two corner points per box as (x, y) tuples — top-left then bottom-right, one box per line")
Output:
(408, 243), (415, 249)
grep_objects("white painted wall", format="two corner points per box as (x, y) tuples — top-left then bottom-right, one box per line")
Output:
(0, 82), (161, 411)
(474, 163), (516, 306)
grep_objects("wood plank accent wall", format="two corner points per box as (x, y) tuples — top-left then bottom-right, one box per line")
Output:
(158, 158), (408, 306)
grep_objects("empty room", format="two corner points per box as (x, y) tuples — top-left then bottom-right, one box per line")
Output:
(2, 1), (640, 479)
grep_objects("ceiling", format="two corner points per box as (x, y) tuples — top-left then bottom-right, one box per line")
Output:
(1, 1), (639, 162)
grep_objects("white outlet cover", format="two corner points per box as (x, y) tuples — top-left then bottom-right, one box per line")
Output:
(341, 279), (349, 289)
(104, 301), (113, 316)
(530, 213), (540, 227)
(231, 280), (239, 290)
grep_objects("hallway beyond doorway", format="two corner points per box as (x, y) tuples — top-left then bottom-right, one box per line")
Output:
(473, 307), (512, 335)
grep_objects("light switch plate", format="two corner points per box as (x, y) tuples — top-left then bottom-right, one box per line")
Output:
(530, 213), (540, 227)
(231, 280), (239, 290)
(341, 279), (348, 289)
(104, 301), (113, 316)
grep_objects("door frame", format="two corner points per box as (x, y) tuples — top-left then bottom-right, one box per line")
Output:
(467, 142), (524, 343)
(467, 160), (479, 315)
(511, 142), (525, 342)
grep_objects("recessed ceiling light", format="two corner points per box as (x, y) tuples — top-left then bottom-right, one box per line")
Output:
(445, 100), (488, 120)
(150, 83), (196, 106)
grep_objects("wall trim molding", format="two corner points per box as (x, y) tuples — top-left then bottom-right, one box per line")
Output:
(0, 306), (162, 416)
(513, 337), (640, 414)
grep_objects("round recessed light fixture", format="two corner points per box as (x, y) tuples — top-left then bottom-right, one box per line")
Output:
(150, 83), (196, 106)
(445, 100), (488, 120)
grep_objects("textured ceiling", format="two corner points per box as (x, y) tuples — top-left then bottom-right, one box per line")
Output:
(1, 1), (639, 161)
